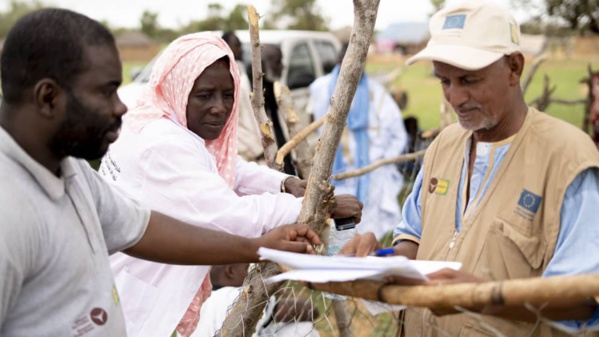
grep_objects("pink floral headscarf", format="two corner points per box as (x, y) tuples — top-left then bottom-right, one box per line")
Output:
(124, 32), (241, 187)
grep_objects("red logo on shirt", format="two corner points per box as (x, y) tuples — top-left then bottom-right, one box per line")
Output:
(428, 178), (438, 193)
(90, 308), (108, 326)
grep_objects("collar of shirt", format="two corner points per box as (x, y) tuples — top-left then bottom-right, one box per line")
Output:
(0, 126), (77, 200)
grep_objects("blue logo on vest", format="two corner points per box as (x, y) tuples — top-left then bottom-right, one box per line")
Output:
(442, 14), (466, 30)
(517, 189), (542, 214)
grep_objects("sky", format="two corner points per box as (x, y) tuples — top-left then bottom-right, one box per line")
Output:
(0, 0), (529, 31)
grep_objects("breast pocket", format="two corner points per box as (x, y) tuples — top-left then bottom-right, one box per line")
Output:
(476, 218), (546, 280)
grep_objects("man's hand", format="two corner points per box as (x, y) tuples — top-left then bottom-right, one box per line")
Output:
(330, 194), (363, 223)
(283, 177), (307, 197)
(253, 223), (322, 259)
(378, 268), (486, 316)
(338, 232), (381, 256)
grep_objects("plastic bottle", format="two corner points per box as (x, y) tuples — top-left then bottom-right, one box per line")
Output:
(327, 226), (358, 256)
(325, 223), (357, 300)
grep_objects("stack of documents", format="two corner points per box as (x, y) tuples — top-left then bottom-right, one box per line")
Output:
(258, 247), (462, 284)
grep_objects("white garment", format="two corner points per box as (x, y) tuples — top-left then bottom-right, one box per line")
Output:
(308, 75), (407, 239)
(193, 287), (319, 337)
(235, 60), (264, 162)
(0, 127), (150, 337)
(98, 117), (303, 337)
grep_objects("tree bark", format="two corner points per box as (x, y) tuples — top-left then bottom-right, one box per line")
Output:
(274, 81), (318, 178)
(219, 1), (381, 336)
(247, 5), (281, 171)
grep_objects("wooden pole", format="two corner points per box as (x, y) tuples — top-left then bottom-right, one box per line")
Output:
(247, 5), (281, 171)
(303, 274), (599, 311)
(220, 1), (381, 336)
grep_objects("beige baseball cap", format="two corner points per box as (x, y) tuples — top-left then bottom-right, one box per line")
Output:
(406, 1), (521, 70)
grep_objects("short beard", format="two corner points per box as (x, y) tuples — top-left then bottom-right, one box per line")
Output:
(50, 92), (117, 160)
(458, 115), (498, 131)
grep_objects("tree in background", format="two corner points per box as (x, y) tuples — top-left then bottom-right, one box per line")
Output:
(140, 10), (159, 38)
(543, 0), (599, 33)
(0, 0), (44, 38)
(430, 0), (445, 15)
(263, 0), (329, 31)
(227, 4), (248, 30)
(182, 3), (248, 34)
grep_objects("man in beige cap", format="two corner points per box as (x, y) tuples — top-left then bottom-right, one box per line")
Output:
(341, 1), (599, 336)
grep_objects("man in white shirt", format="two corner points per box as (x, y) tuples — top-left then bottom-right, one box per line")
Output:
(0, 9), (321, 337)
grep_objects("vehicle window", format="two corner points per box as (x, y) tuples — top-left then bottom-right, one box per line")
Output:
(135, 55), (158, 84)
(315, 41), (338, 74)
(287, 43), (316, 89)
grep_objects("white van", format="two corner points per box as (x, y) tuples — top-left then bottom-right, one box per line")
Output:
(118, 30), (341, 115)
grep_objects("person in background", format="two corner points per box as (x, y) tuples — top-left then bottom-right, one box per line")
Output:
(99, 32), (362, 337)
(221, 31), (264, 162)
(399, 116), (426, 177)
(308, 43), (408, 240)
(0, 9), (320, 337)
(341, 2), (599, 336)
(261, 44), (298, 176)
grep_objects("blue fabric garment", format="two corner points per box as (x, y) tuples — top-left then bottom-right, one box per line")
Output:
(393, 139), (599, 331)
(328, 64), (370, 202)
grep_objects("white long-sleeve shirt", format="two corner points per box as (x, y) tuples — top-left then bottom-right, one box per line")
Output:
(98, 117), (302, 337)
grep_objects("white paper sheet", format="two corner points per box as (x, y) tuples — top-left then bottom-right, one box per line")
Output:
(259, 247), (462, 284)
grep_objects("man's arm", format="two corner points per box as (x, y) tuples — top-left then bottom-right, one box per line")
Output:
(422, 168), (599, 324)
(124, 211), (321, 265)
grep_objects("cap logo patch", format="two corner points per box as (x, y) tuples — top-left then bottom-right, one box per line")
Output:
(510, 22), (519, 45)
(443, 14), (466, 30)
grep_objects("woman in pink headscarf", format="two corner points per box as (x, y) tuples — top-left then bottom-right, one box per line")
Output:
(99, 33), (361, 337)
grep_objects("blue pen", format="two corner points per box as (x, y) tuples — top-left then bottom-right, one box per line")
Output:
(374, 247), (395, 257)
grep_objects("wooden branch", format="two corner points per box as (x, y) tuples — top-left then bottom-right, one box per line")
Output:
(533, 75), (557, 112)
(521, 55), (547, 95)
(583, 64), (594, 133)
(379, 67), (403, 88)
(220, 1), (381, 336)
(246, 5), (281, 171)
(274, 81), (315, 178)
(332, 150), (426, 181)
(421, 128), (441, 139)
(219, 263), (282, 337)
(303, 274), (599, 311)
(528, 97), (585, 107)
(275, 116), (325, 174)
(546, 98), (586, 105)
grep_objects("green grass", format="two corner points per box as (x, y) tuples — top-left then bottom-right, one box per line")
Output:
(522, 58), (594, 127)
(121, 62), (147, 86)
(365, 56), (599, 132)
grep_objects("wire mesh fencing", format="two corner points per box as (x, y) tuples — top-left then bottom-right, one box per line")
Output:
(211, 145), (426, 337)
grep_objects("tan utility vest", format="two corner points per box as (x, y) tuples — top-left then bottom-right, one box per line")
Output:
(402, 109), (599, 337)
